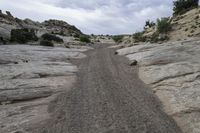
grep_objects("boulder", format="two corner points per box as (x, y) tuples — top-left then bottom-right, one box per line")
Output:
(129, 60), (137, 66)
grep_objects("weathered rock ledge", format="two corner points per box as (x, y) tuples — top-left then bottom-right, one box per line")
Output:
(116, 38), (200, 133)
(0, 44), (90, 133)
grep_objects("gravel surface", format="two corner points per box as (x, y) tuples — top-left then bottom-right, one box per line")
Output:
(45, 44), (182, 133)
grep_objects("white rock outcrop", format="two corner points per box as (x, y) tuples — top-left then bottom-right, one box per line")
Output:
(0, 45), (89, 132)
(117, 38), (200, 133)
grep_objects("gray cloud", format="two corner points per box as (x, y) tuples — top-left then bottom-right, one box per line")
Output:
(0, 0), (173, 34)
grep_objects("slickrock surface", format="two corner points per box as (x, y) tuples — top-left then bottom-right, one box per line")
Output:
(116, 38), (200, 133)
(0, 45), (89, 133)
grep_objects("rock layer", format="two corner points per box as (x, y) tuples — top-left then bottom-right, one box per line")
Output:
(116, 38), (200, 133)
(0, 44), (89, 133)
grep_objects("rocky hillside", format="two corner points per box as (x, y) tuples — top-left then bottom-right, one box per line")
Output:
(0, 10), (82, 42)
(169, 8), (200, 41)
(144, 7), (200, 42)
(117, 7), (200, 45)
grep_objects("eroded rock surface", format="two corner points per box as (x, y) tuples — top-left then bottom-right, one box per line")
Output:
(0, 45), (89, 133)
(116, 38), (200, 133)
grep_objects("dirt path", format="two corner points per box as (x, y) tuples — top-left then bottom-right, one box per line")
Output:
(46, 44), (182, 133)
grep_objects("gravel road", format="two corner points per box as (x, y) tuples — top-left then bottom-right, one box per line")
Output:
(46, 44), (182, 133)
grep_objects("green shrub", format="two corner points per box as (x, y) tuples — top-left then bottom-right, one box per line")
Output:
(11, 28), (38, 43)
(112, 35), (124, 43)
(173, 0), (199, 15)
(157, 18), (171, 33)
(79, 35), (91, 43)
(41, 33), (63, 43)
(40, 40), (54, 47)
(133, 32), (146, 42)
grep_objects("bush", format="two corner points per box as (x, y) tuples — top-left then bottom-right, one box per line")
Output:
(73, 34), (80, 38)
(112, 35), (124, 43)
(11, 28), (38, 43)
(133, 32), (146, 42)
(173, 0), (199, 15)
(40, 40), (54, 47)
(41, 33), (63, 43)
(79, 35), (91, 43)
(157, 18), (171, 33)
(145, 20), (156, 28)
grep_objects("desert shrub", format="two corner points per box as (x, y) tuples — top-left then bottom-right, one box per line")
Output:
(173, 0), (199, 15)
(40, 40), (54, 47)
(112, 35), (124, 43)
(73, 34), (80, 38)
(133, 32), (146, 42)
(157, 18), (171, 33)
(79, 35), (91, 43)
(41, 33), (63, 43)
(11, 28), (38, 43)
(145, 20), (156, 28)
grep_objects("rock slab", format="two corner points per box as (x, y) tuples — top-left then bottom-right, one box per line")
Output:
(117, 38), (200, 133)
(0, 45), (88, 133)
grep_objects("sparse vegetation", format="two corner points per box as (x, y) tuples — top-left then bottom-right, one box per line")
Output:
(40, 40), (54, 47)
(10, 28), (38, 44)
(41, 33), (64, 43)
(79, 35), (91, 43)
(144, 20), (156, 28)
(157, 18), (171, 33)
(133, 32), (146, 42)
(112, 35), (124, 43)
(173, 0), (199, 15)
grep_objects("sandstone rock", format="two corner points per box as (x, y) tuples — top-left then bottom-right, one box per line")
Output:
(0, 44), (88, 132)
(116, 38), (200, 133)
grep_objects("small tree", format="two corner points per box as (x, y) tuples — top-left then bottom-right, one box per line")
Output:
(157, 18), (171, 33)
(145, 20), (156, 28)
(173, 0), (199, 15)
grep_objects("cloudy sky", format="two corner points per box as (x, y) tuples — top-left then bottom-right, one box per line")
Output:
(0, 0), (173, 35)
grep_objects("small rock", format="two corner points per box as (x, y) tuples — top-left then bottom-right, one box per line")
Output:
(114, 51), (118, 55)
(129, 60), (137, 66)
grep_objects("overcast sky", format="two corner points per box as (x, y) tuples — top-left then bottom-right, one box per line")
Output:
(0, 0), (173, 35)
